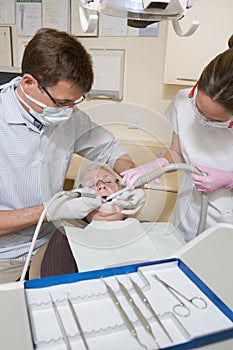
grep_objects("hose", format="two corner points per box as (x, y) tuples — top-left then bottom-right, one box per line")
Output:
(134, 163), (208, 237)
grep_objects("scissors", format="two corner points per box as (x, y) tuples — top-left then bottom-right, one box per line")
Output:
(152, 273), (207, 317)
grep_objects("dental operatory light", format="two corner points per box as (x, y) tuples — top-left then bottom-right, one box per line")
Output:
(79, 0), (199, 37)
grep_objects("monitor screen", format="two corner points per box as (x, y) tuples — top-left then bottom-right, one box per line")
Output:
(0, 71), (21, 85)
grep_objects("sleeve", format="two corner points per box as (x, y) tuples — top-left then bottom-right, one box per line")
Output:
(73, 110), (126, 168)
(165, 88), (191, 136)
(165, 94), (179, 134)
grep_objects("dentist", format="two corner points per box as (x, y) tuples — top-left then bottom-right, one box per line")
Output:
(0, 28), (143, 282)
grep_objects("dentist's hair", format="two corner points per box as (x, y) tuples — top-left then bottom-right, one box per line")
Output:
(198, 34), (233, 113)
(22, 28), (93, 94)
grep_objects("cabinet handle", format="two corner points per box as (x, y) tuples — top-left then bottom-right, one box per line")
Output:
(177, 78), (197, 82)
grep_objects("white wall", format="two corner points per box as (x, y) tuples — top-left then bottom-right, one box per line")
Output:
(80, 22), (186, 117)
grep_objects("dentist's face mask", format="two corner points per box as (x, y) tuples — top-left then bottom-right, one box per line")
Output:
(18, 84), (73, 126)
(189, 83), (233, 129)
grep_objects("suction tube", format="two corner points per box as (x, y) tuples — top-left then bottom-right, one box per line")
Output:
(133, 163), (208, 237)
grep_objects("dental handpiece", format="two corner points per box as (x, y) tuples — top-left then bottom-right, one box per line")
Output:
(63, 189), (97, 199)
(103, 186), (130, 202)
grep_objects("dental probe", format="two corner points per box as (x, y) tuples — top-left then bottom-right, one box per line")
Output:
(49, 294), (72, 350)
(67, 297), (90, 350)
(116, 279), (160, 348)
(129, 277), (173, 344)
(63, 189), (98, 198)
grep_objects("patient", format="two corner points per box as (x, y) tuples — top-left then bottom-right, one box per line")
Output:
(41, 162), (127, 277)
(76, 161), (125, 222)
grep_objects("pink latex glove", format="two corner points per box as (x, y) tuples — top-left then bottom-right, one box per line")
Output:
(120, 157), (169, 188)
(192, 164), (233, 192)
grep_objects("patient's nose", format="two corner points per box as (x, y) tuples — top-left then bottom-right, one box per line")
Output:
(96, 179), (106, 190)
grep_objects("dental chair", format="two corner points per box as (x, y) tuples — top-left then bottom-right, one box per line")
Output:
(29, 102), (182, 278)
(29, 242), (48, 280)
(64, 102), (182, 223)
(29, 150), (180, 279)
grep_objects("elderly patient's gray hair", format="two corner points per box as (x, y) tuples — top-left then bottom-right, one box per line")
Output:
(73, 161), (116, 189)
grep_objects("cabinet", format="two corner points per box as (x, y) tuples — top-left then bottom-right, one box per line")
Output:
(163, 0), (233, 85)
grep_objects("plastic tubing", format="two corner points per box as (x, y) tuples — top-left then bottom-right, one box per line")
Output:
(20, 188), (97, 281)
(20, 189), (80, 281)
(133, 163), (208, 237)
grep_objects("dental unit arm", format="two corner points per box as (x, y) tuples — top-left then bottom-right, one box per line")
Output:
(107, 163), (208, 237)
(79, 0), (199, 37)
(133, 163), (208, 236)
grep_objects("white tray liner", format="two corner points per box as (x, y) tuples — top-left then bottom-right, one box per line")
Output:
(26, 261), (233, 349)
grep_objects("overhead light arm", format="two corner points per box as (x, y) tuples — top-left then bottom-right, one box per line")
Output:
(79, 0), (199, 37)
(172, 18), (199, 37)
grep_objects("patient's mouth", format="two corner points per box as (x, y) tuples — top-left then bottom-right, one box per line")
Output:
(98, 200), (120, 214)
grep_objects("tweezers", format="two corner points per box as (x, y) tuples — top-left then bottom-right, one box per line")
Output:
(102, 280), (148, 349)
(129, 277), (173, 344)
(116, 279), (160, 348)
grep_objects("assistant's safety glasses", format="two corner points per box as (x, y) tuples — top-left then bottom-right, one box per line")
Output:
(189, 82), (233, 129)
(189, 82), (204, 119)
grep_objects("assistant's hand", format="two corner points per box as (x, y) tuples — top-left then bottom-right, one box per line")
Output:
(112, 188), (145, 215)
(191, 165), (233, 192)
(45, 188), (102, 221)
(120, 158), (169, 188)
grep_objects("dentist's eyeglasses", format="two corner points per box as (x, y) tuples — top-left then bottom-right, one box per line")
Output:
(31, 74), (85, 108)
(39, 81), (85, 108)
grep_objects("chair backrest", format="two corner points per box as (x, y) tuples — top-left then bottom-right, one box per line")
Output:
(29, 242), (48, 280)
(64, 102), (183, 222)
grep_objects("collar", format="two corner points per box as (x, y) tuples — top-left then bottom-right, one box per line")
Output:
(1, 80), (43, 131)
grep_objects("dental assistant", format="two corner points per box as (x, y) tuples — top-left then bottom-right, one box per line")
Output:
(0, 28), (141, 283)
(121, 35), (233, 242)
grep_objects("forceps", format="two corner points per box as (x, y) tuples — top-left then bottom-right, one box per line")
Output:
(152, 273), (207, 317)
(102, 280), (148, 349)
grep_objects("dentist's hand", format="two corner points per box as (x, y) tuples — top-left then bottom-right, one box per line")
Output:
(45, 188), (102, 221)
(112, 188), (145, 215)
(192, 165), (233, 192)
(120, 158), (169, 188)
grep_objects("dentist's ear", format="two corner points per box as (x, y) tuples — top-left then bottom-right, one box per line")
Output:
(20, 73), (38, 93)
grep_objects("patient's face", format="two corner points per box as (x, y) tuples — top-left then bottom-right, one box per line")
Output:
(81, 168), (124, 222)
